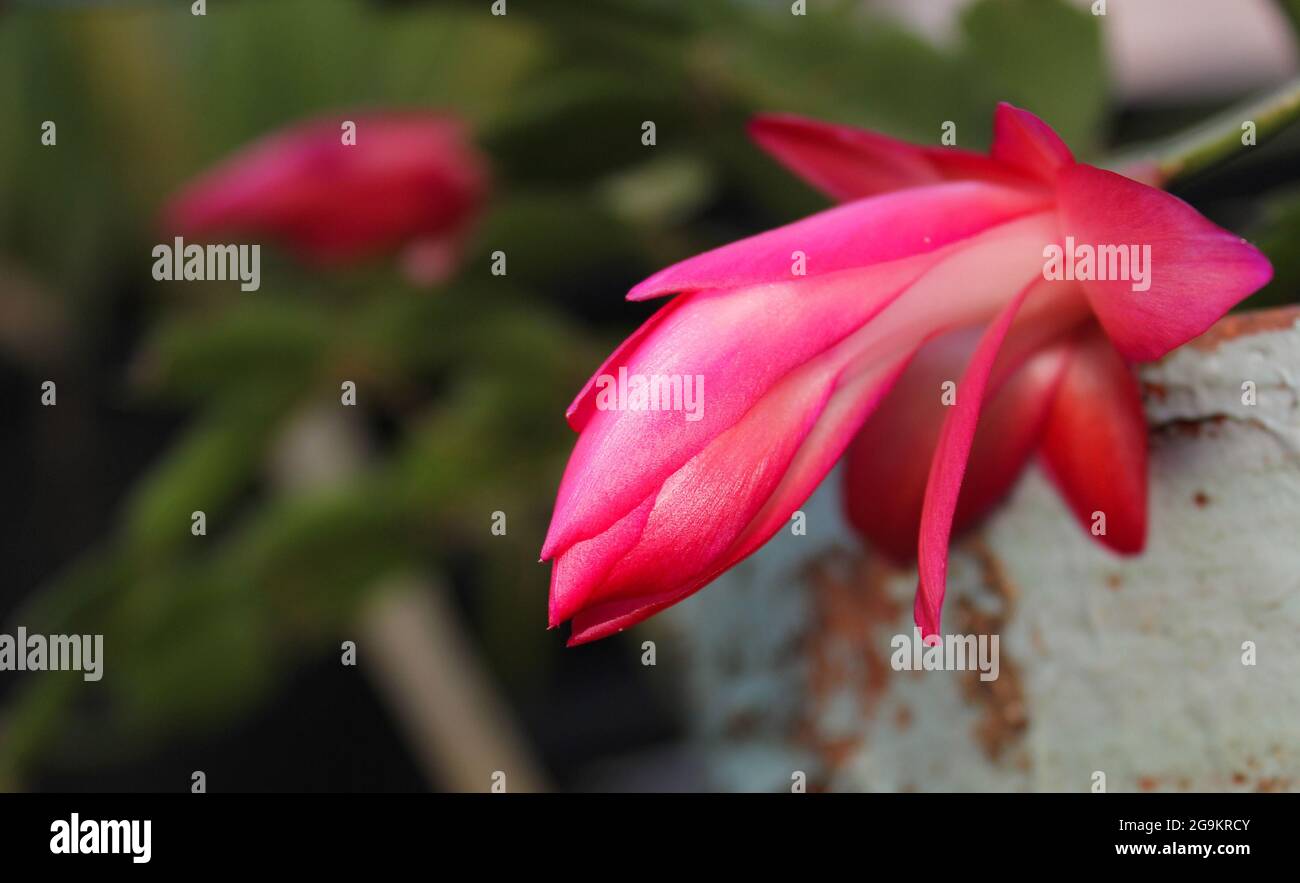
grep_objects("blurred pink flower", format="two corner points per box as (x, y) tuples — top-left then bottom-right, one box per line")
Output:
(542, 104), (1271, 645)
(163, 112), (488, 283)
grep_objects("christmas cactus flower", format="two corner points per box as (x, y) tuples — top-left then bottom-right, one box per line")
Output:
(163, 112), (488, 282)
(542, 104), (1272, 645)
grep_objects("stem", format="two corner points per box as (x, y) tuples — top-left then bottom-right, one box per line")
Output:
(1109, 78), (1300, 187)
(271, 405), (551, 793)
(360, 576), (549, 794)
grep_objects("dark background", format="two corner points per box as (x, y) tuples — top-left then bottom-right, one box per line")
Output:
(2, 0), (1298, 792)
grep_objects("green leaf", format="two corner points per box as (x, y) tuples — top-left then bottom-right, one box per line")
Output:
(959, 0), (1107, 156)
(138, 298), (329, 402)
(215, 483), (413, 634)
(1247, 186), (1300, 307)
(713, 9), (986, 140)
(121, 385), (300, 564)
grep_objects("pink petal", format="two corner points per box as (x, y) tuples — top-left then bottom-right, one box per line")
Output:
(989, 102), (1075, 183)
(562, 343), (916, 646)
(844, 326), (1074, 563)
(548, 496), (654, 627)
(1055, 163), (1273, 361)
(719, 346), (913, 566)
(914, 279), (1044, 642)
(566, 596), (681, 647)
(400, 234), (464, 286)
(957, 341), (1073, 528)
(564, 297), (689, 432)
(748, 113), (1037, 201)
(626, 181), (1051, 300)
(546, 211), (1060, 563)
(543, 255), (934, 561)
(1038, 323), (1147, 554)
(551, 212), (1067, 641)
(567, 352), (841, 621)
(164, 113), (488, 265)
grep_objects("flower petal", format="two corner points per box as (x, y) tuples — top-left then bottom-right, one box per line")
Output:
(914, 278), (1043, 641)
(844, 326), (1074, 563)
(164, 113), (488, 264)
(626, 181), (1050, 300)
(546, 211), (1059, 562)
(548, 496), (654, 627)
(989, 102), (1075, 183)
(564, 296), (689, 432)
(553, 211), (1065, 642)
(543, 256), (933, 562)
(1055, 163), (1273, 361)
(1038, 323), (1147, 554)
(562, 343), (915, 645)
(748, 112), (1035, 201)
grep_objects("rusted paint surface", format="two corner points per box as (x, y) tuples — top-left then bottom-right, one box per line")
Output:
(1188, 305), (1300, 351)
(955, 541), (1027, 764)
(676, 310), (1300, 792)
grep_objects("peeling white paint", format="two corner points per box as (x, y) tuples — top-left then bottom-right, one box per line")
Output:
(675, 314), (1300, 792)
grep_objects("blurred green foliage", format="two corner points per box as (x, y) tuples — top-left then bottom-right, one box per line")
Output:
(1253, 187), (1300, 305)
(0, 0), (1296, 786)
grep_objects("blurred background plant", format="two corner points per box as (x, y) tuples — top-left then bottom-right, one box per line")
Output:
(0, 0), (1297, 791)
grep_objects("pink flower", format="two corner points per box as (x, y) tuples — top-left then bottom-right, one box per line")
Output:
(543, 104), (1271, 645)
(163, 112), (488, 282)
